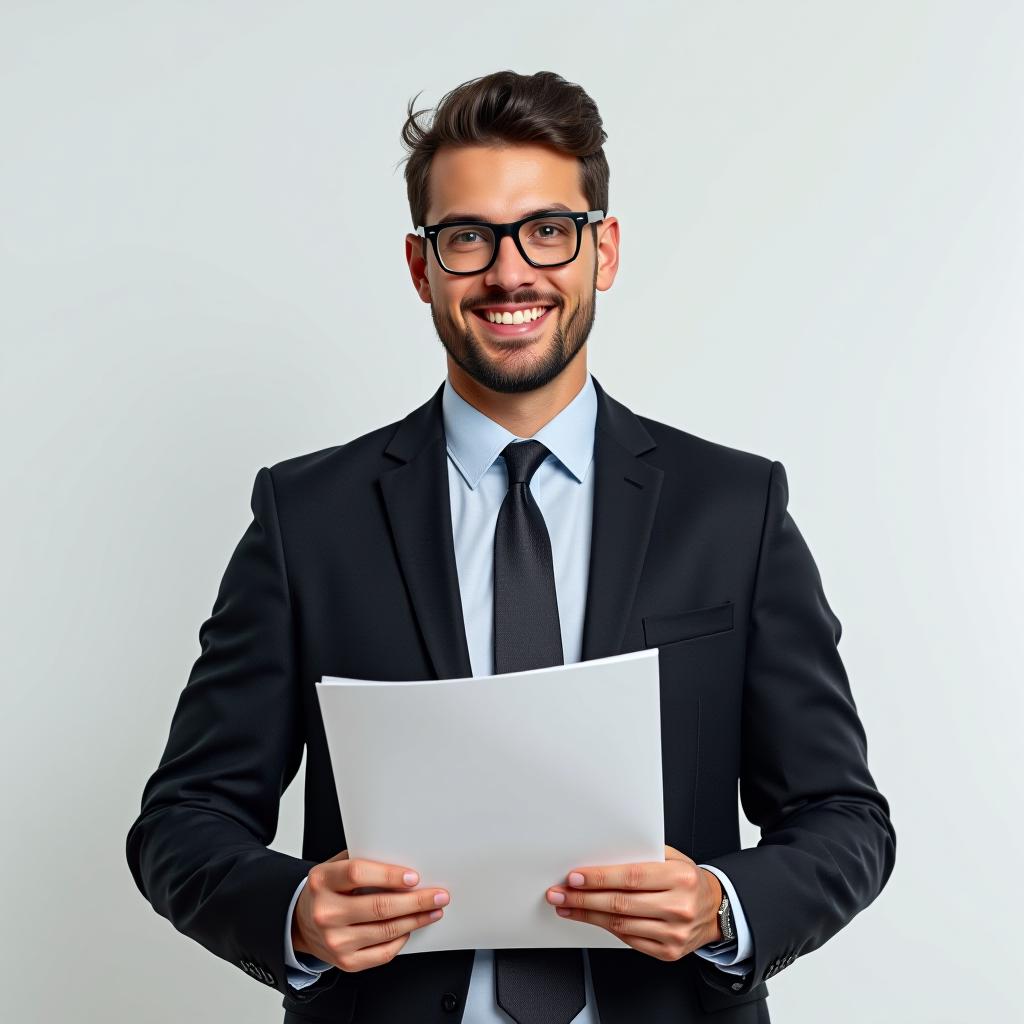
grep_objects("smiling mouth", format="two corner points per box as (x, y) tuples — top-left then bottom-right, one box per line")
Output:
(470, 305), (555, 336)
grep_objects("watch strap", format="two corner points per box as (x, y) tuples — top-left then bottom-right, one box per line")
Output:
(716, 889), (736, 943)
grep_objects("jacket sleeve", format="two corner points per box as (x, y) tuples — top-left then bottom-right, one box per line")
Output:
(125, 466), (340, 1002)
(698, 459), (896, 996)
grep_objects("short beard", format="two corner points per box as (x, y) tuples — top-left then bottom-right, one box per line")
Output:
(430, 267), (598, 395)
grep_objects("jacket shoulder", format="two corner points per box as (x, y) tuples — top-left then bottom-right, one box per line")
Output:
(261, 417), (404, 501)
(637, 413), (774, 481)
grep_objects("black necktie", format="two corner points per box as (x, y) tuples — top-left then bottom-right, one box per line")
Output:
(493, 440), (586, 1024)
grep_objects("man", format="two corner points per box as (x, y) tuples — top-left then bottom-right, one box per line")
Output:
(126, 70), (895, 1024)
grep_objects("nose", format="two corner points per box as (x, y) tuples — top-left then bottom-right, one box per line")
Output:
(482, 234), (537, 292)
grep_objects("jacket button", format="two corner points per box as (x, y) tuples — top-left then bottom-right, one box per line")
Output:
(731, 982), (743, 992)
(441, 991), (459, 1012)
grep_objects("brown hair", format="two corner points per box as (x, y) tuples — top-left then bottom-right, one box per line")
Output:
(398, 70), (610, 234)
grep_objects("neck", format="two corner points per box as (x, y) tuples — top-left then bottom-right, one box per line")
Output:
(446, 349), (589, 437)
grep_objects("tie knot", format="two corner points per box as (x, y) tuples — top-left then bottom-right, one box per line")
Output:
(500, 439), (551, 486)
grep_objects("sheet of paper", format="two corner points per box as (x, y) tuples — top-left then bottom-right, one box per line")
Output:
(315, 647), (664, 953)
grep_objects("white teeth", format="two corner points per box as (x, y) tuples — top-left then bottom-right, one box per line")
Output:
(485, 307), (548, 324)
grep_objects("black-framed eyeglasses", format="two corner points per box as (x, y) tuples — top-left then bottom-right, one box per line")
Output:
(415, 209), (606, 275)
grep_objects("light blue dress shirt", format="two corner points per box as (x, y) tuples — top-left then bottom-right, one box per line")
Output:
(283, 372), (753, 1014)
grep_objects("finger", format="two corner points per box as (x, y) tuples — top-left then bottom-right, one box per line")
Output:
(547, 886), (677, 923)
(553, 905), (678, 947)
(563, 859), (676, 893)
(609, 931), (681, 962)
(345, 907), (445, 956)
(341, 887), (450, 927)
(310, 857), (422, 895)
(335, 930), (411, 973)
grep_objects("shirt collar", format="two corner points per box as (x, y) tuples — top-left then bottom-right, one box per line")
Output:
(442, 371), (597, 489)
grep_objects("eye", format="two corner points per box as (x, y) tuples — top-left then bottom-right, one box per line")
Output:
(528, 220), (571, 242)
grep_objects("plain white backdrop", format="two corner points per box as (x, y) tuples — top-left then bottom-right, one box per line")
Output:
(2, 2), (1021, 1021)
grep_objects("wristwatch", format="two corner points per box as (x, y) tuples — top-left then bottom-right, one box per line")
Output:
(714, 888), (736, 944)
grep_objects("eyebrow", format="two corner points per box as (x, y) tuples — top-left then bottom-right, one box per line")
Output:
(434, 202), (574, 226)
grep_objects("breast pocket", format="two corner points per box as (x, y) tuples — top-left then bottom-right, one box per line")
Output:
(642, 600), (734, 649)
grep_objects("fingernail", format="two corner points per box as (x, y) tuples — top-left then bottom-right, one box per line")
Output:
(404, 872), (419, 885)
(548, 890), (566, 904)
(557, 908), (571, 917)
(434, 891), (450, 906)
(429, 909), (443, 920)
(568, 872), (585, 886)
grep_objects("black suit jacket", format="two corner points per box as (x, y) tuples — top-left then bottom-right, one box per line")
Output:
(126, 374), (895, 1024)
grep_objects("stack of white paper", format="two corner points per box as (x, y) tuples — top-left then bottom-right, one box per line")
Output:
(315, 646), (664, 953)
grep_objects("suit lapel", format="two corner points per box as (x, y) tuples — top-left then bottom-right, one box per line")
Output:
(378, 383), (474, 681)
(378, 374), (663, 680)
(580, 376), (664, 661)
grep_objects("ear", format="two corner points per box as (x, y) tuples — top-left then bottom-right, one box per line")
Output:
(594, 216), (620, 293)
(405, 233), (433, 303)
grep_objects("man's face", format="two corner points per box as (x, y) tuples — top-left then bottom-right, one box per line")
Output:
(405, 143), (619, 394)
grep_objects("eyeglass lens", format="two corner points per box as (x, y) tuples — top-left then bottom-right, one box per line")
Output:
(436, 215), (578, 272)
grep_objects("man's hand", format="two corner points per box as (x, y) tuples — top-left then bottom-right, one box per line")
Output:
(544, 845), (724, 961)
(292, 849), (450, 973)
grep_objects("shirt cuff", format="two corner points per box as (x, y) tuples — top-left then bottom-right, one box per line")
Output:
(284, 875), (334, 988)
(693, 864), (753, 975)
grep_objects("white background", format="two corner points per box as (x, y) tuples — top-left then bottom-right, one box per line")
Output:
(2, 2), (1021, 1021)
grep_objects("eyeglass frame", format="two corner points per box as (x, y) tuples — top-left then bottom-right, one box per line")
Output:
(415, 209), (606, 275)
